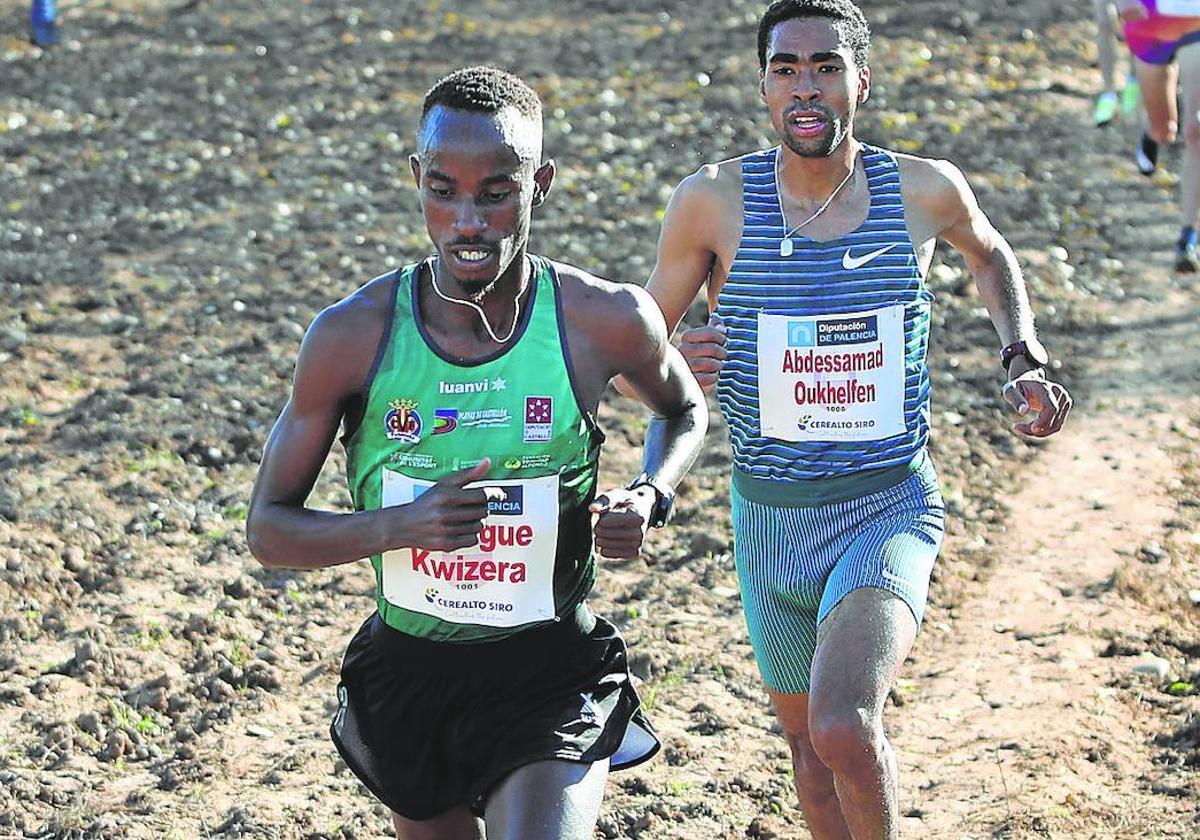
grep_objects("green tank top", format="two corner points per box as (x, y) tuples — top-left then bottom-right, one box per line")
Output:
(343, 255), (603, 642)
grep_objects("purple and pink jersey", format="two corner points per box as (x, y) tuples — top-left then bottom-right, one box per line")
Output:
(1124, 0), (1200, 64)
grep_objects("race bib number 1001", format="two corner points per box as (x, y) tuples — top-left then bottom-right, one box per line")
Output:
(380, 471), (559, 627)
(756, 305), (907, 443)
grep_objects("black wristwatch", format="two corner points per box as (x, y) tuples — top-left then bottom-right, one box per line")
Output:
(626, 474), (675, 529)
(1000, 338), (1049, 373)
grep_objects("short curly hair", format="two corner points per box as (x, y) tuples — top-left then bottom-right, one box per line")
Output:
(420, 66), (542, 124)
(757, 0), (871, 69)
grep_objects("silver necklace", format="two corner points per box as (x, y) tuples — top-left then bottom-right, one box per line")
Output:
(429, 258), (525, 345)
(776, 151), (857, 257)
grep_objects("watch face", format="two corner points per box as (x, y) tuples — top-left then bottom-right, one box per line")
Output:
(1003, 339), (1048, 370)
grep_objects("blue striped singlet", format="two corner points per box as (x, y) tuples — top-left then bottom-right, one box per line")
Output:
(714, 144), (933, 482)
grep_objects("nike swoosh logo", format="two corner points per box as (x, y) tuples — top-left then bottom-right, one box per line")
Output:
(842, 243), (899, 270)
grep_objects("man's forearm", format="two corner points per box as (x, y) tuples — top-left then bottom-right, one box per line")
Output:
(246, 504), (397, 570)
(971, 240), (1038, 347)
(636, 398), (708, 490)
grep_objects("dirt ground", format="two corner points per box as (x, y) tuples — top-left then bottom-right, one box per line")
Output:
(2, 0), (1199, 837)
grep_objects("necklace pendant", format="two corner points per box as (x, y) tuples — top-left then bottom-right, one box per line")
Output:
(779, 238), (794, 258)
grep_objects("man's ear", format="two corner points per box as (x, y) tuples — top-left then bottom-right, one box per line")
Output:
(857, 66), (871, 104)
(759, 71), (768, 104)
(532, 159), (556, 206)
(410, 154), (421, 189)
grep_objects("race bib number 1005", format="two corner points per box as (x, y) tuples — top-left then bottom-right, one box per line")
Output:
(756, 305), (907, 443)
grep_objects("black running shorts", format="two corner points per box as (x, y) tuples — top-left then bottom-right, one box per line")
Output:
(330, 604), (659, 820)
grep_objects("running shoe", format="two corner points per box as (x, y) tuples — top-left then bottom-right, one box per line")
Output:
(1176, 233), (1199, 273)
(1121, 75), (1140, 116)
(1093, 91), (1119, 126)
(29, 19), (60, 47)
(1136, 134), (1159, 176)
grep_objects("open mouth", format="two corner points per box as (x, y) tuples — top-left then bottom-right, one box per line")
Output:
(788, 111), (829, 137)
(449, 245), (495, 268)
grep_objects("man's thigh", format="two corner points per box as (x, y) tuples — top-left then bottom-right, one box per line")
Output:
(484, 758), (610, 840)
(810, 587), (919, 714)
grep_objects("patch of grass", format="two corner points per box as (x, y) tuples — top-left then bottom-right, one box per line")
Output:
(665, 779), (694, 797)
(230, 636), (252, 668)
(137, 622), (170, 650)
(127, 447), (184, 474)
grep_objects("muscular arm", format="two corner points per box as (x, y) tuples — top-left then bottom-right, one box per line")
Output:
(906, 157), (1071, 436)
(607, 284), (709, 491)
(246, 285), (493, 569)
(616, 162), (738, 397)
(912, 159), (1037, 364)
(245, 298), (397, 569)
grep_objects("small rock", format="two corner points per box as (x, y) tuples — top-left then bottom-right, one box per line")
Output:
(100, 729), (133, 762)
(747, 817), (779, 838)
(1188, 589), (1200, 606)
(1132, 655), (1172, 680)
(76, 712), (104, 738)
(222, 575), (258, 600)
(688, 531), (727, 556)
(63, 545), (86, 572)
(1139, 542), (1165, 563)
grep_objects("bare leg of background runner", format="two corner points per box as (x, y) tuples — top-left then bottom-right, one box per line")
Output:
(1135, 57), (1180, 144)
(1095, 0), (1119, 95)
(485, 758), (609, 840)
(1176, 43), (1200, 229)
(392, 806), (483, 840)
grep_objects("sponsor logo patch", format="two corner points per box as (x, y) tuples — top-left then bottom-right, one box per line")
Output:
(523, 396), (553, 443)
(460, 408), (511, 429)
(438, 377), (507, 394)
(388, 451), (438, 470)
(787, 320), (816, 348)
(486, 486), (524, 516)
(383, 399), (421, 443)
(433, 408), (458, 435)
(502, 454), (553, 471)
(816, 315), (879, 347)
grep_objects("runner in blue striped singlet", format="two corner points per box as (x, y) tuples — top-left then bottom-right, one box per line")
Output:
(625, 1), (1073, 837)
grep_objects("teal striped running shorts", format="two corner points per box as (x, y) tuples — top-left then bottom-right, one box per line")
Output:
(730, 451), (945, 694)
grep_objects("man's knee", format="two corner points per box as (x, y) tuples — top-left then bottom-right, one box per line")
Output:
(807, 704), (883, 777)
(780, 726), (839, 805)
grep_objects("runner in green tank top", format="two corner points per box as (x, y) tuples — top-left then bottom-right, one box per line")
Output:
(246, 67), (707, 840)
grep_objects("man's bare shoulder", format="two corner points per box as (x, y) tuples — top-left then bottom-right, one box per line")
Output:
(894, 153), (969, 201)
(674, 156), (744, 206)
(551, 260), (665, 347)
(550, 259), (648, 323)
(308, 271), (395, 341)
(297, 270), (398, 395)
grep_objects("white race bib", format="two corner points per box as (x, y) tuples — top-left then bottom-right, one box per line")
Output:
(380, 471), (559, 627)
(756, 305), (907, 442)
(1157, 1), (1200, 17)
